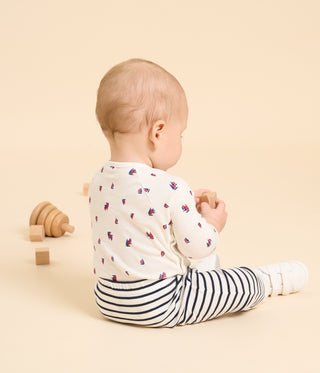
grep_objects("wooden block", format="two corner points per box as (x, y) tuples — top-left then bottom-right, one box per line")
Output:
(35, 248), (50, 265)
(29, 224), (45, 241)
(83, 182), (90, 196)
(196, 192), (217, 212)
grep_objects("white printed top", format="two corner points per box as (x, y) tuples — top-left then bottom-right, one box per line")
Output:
(88, 161), (220, 281)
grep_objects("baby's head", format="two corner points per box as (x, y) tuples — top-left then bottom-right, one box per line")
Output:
(95, 58), (188, 170)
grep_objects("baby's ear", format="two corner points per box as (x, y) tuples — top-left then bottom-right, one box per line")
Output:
(149, 120), (166, 142)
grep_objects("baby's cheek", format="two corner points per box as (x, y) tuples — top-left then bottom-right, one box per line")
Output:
(176, 146), (182, 162)
(178, 141), (183, 156)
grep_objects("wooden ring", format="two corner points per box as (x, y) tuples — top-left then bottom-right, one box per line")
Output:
(44, 208), (61, 236)
(51, 213), (69, 237)
(37, 204), (56, 226)
(29, 201), (51, 226)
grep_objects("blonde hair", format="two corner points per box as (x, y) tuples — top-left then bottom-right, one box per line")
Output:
(95, 58), (186, 137)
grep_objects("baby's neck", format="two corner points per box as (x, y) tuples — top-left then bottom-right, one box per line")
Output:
(107, 132), (152, 166)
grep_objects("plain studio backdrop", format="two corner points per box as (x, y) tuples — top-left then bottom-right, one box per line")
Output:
(0, 1), (319, 372)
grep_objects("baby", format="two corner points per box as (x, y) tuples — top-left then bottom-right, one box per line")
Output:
(88, 58), (309, 328)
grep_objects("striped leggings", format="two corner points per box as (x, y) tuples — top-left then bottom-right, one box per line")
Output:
(94, 265), (267, 328)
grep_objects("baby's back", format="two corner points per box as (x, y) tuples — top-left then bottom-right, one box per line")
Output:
(88, 160), (188, 281)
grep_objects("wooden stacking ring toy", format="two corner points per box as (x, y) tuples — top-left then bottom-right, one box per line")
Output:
(29, 201), (75, 238)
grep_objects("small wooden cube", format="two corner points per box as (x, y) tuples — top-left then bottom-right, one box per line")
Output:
(196, 192), (217, 212)
(83, 182), (90, 196)
(35, 248), (50, 265)
(29, 224), (45, 241)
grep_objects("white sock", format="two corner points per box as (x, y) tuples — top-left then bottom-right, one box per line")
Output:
(253, 268), (272, 297)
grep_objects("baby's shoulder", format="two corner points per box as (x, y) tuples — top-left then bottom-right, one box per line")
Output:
(143, 169), (192, 197)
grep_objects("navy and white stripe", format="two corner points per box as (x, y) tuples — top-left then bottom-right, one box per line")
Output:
(94, 266), (267, 328)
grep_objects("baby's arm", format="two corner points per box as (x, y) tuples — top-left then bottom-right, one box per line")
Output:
(169, 179), (220, 260)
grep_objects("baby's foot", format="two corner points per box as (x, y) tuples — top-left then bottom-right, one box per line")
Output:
(254, 260), (309, 296)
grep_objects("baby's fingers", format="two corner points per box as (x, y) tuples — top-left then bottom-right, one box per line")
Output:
(200, 202), (212, 213)
(215, 199), (226, 211)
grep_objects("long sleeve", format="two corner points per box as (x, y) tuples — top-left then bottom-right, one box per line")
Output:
(168, 177), (220, 260)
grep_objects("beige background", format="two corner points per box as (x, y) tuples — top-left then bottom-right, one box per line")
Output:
(1, 0), (319, 372)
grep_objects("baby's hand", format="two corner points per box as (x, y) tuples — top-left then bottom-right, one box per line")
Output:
(199, 197), (228, 233)
(193, 188), (214, 205)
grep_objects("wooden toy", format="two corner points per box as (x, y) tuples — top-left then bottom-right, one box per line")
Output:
(29, 201), (75, 238)
(196, 191), (217, 213)
(83, 182), (90, 196)
(29, 224), (45, 241)
(35, 247), (50, 265)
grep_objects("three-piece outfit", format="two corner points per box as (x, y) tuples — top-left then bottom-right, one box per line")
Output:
(88, 161), (267, 327)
